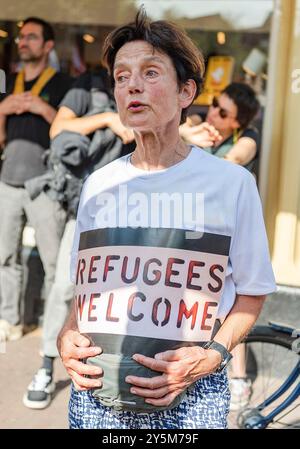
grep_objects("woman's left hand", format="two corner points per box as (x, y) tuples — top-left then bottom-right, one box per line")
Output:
(125, 346), (222, 407)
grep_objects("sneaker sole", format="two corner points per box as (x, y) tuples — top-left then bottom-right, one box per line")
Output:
(0, 324), (23, 342)
(22, 382), (55, 410)
(0, 333), (23, 342)
(7, 332), (23, 342)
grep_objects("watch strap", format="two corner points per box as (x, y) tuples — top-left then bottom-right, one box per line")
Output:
(204, 340), (233, 372)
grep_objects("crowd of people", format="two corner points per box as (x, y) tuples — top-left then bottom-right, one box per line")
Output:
(0, 11), (275, 428)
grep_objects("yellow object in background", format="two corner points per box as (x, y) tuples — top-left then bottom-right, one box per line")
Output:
(194, 56), (235, 105)
(13, 67), (56, 96)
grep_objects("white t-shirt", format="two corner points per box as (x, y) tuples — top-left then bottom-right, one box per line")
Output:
(71, 146), (276, 346)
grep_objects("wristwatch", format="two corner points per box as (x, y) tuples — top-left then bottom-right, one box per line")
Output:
(204, 340), (233, 373)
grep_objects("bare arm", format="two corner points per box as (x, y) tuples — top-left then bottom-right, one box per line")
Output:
(224, 136), (257, 166)
(0, 114), (6, 149)
(57, 300), (103, 391)
(211, 294), (265, 350)
(50, 106), (111, 138)
(57, 298), (78, 349)
(39, 102), (57, 124)
(50, 106), (134, 143)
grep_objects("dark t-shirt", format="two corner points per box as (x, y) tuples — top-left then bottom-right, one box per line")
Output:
(208, 127), (260, 172)
(211, 128), (260, 155)
(60, 69), (114, 136)
(0, 71), (73, 186)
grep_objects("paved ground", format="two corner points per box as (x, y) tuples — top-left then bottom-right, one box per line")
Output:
(0, 328), (69, 429)
(0, 289), (299, 429)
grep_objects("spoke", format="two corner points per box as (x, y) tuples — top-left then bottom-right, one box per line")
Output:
(264, 342), (276, 396)
(233, 337), (300, 429)
(249, 344), (295, 406)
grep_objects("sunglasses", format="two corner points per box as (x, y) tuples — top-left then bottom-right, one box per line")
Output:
(211, 97), (232, 119)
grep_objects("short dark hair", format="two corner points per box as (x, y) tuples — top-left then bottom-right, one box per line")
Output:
(222, 82), (260, 129)
(22, 17), (55, 42)
(102, 8), (205, 123)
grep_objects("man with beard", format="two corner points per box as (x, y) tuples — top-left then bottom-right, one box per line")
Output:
(0, 18), (72, 341)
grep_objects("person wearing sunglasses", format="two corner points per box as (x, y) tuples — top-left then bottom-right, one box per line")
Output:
(180, 82), (260, 172)
(206, 83), (262, 411)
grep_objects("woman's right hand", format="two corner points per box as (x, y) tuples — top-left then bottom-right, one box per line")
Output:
(58, 329), (103, 391)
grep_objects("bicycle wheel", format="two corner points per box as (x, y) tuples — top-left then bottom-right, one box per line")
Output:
(228, 325), (300, 429)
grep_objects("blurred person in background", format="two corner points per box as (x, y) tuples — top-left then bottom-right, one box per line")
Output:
(180, 82), (260, 173)
(0, 17), (72, 342)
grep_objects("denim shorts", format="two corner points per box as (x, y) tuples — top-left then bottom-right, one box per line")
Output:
(68, 371), (230, 429)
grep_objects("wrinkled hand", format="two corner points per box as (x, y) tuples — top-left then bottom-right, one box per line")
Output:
(180, 121), (222, 148)
(59, 329), (103, 391)
(106, 112), (135, 144)
(126, 346), (222, 407)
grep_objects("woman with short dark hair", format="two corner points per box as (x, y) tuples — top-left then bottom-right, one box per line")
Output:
(103, 11), (205, 125)
(57, 9), (276, 429)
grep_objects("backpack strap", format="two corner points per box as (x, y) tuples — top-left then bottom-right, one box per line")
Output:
(13, 66), (56, 96)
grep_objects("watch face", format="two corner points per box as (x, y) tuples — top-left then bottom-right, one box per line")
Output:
(205, 340), (232, 372)
(220, 353), (233, 371)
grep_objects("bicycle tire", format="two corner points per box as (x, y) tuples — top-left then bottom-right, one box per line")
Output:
(244, 325), (295, 349)
(231, 325), (300, 429)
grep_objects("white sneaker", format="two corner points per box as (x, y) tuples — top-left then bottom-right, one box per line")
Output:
(229, 378), (252, 411)
(23, 368), (55, 410)
(0, 319), (23, 342)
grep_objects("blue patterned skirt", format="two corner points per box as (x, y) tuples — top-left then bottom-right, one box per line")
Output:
(69, 371), (230, 429)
